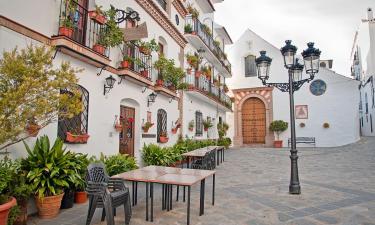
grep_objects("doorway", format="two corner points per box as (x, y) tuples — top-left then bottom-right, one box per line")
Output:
(119, 106), (135, 156)
(242, 97), (266, 144)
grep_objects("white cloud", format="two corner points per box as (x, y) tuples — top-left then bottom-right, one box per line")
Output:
(214, 0), (374, 76)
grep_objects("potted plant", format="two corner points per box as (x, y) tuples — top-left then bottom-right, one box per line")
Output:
(203, 119), (213, 132)
(171, 123), (181, 134)
(186, 4), (199, 19)
(186, 53), (199, 69)
(88, 5), (106, 25)
(223, 83), (229, 93)
(269, 120), (288, 148)
(93, 5), (123, 55)
(213, 40), (221, 48)
(195, 70), (202, 78)
(25, 119), (41, 137)
(22, 136), (78, 219)
(66, 127), (90, 144)
(323, 122), (330, 128)
(201, 66), (211, 79)
(58, 17), (74, 38)
(159, 131), (169, 143)
(120, 55), (133, 69)
(136, 39), (159, 55)
(73, 154), (90, 204)
(201, 24), (212, 36)
(0, 159), (17, 225)
(142, 122), (154, 133)
(188, 120), (194, 131)
(184, 24), (193, 34)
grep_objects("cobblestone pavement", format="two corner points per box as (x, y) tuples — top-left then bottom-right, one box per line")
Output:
(29, 137), (375, 225)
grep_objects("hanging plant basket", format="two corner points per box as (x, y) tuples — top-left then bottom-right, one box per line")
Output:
(159, 136), (169, 143)
(142, 122), (154, 133)
(26, 123), (41, 137)
(66, 132), (90, 144)
(93, 44), (106, 55)
(58, 27), (73, 38)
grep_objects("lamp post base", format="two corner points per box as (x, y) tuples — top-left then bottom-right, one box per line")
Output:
(289, 184), (301, 195)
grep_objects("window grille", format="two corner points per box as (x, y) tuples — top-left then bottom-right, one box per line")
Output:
(58, 85), (89, 142)
(195, 111), (203, 136)
(157, 109), (167, 142)
(244, 55), (257, 77)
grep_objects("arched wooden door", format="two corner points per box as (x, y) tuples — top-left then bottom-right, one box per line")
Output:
(242, 98), (266, 144)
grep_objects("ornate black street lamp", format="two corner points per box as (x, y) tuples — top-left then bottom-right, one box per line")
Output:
(256, 40), (321, 194)
(103, 75), (116, 95)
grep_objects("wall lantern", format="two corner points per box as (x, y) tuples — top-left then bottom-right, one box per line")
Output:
(103, 75), (116, 95)
(147, 92), (157, 107)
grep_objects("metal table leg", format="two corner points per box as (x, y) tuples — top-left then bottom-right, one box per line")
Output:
(150, 183), (154, 222)
(162, 184), (165, 210)
(170, 185), (173, 210)
(132, 181), (135, 206)
(135, 182), (138, 205)
(176, 185), (179, 202)
(199, 179), (205, 216)
(217, 150), (220, 166)
(212, 174), (215, 205)
(187, 186), (191, 225)
(146, 182), (149, 221)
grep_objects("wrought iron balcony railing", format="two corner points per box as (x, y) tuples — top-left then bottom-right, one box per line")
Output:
(185, 16), (232, 74)
(121, 42), (153, 81)
(185, 71), (232, 109)
(57, 0), (110, 57)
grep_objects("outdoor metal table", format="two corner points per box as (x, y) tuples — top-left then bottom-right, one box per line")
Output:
(182, 146), (218, 168)
(113, 166), (216, 225)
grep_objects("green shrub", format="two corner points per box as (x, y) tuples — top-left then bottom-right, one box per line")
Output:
(269, 120), (288, 140)
(142, 144), (172, 166)
(218, 137), (232, 149)
(100, 153), (138, 176)
(0, 158), (14, 204)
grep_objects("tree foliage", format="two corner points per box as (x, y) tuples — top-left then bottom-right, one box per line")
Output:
(269, 120), (288, 140)
(0, 45), (83, 150)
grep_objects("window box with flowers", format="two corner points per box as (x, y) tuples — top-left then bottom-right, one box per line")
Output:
(66, 128), (90, 144)
(135, 39), (159, 55)
(159, 131), (169, 143)
(88, 5), (107, 25)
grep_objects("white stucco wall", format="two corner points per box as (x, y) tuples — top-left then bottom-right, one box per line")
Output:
(228, 29), (360, 147)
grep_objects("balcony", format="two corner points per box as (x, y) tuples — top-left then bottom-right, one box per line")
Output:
(184, 16), (232, 77)
(115, 42), (154, 87)
(51, 0), (110, 67)
(185, 71), (232, 111)
(154, 73), (179, 98)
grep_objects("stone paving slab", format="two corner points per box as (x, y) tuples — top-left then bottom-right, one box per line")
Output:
(28, 137), (375, 225)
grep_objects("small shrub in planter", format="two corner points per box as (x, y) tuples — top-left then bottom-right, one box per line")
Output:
(142, 122), (154, 133)
(135, 39), (159, 55)
(120, 55), (134, 69)
(0, 159), (17, 225)
(203, 119), (213, 131)
(58, 17), (74, 38)
(184, 24), (193, 34)
(100, 153), (138, 176)
(269, 120), (288, 148)
(159, 131), (169, 143)
(88, 5), (106, 25)
(188, 120), (194, 131)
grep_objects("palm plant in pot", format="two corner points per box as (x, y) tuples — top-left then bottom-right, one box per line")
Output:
(269, 120), (288, 148)
(0, 159), (17, 225)
(203, 119), (213, 132)
(188, 120), (194, 131)
(142, 121), (154, 133)
(21, 135), (78, 219)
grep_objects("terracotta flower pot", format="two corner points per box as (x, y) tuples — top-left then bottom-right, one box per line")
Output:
(142, 127), (150, 133)
(139, 46), (150, 55)
(0, 197), (17, 225)
(74, 191), (88, 204)
(204, 127), (208, 132)
(120, 60), (130, 69)
(189, 127), (194, 131)
(88, 11), (107, 24)
(66, 132), (90, 144)
(115, 124), (123, 132)
(159, 136), (169, 143)
(140, 70), (148, 78)
(35, 194), (64, 219)
(93, 44), (106, 55)
(26, 124), (41, 137)
(171, 128), (178, 134)
(14, 199), (27, 225)
(195, 71), (201, 78)
(58, 27), (73, 38)
(156, 79), (164, 86)
(273, 140), (283, 148)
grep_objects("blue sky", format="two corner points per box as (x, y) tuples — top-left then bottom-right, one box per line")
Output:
(215, 0), (374, 76)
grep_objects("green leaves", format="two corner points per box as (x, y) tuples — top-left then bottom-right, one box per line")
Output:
(100, 153), (138, 177)
(21, 135), (82, 198)
(153, 55), (186, 90)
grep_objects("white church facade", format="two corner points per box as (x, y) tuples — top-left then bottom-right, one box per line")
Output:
(227, 29), (360, 148)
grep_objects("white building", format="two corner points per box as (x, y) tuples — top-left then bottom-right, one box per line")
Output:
(351, 8), (375, 136)
(227, 29), (360, 147)
(0, 0), (232, 162)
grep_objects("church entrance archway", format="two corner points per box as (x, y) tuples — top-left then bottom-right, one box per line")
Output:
(242, 97), (266, 144)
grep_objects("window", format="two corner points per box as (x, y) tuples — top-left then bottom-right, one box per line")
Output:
(195, 111), (203, 136)
(157, 109), (167, 142)
(310, 79), (327, 96)
(244, 55), (257, 77)
(365, 93), (369, 114)
(58, 85), (89, 142)
(175, 14), (179, 25)
(158, 42), (164, 56)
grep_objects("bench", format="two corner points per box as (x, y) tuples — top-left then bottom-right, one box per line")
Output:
(288, 137), (316, 147)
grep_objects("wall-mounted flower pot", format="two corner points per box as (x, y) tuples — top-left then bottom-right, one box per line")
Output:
(26, 123), (41, 137)
(195, 71), (202, 78)
(74, 191), (88, 204)
(273, 140), (283, 148)
(204, 127), (208, 132)
(115, 124), (123, 132)
(142, 127), (150, 133)
(140, 70), (148, 78)
(58, 27), (73, 38)
(93, 44), (106, 55)
(35, 193), (64, 219)
(156, 79), (164, 86)
(88, 11), (107, 24)
(171, 128), (178, 134)
(159, 136), (169, 143)
(189, 127), (194, 132)
(66, 132), (90, 144)
(120, 60), (130, 69)
(0, 197), (17, 225)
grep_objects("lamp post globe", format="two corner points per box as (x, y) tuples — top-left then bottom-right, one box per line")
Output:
(255, 51), (272, 83)
(302, 42), (321, 76)
(281, 40), (297, 69)
(290, 59), (304, 82)
(105, 75), (116, 88)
